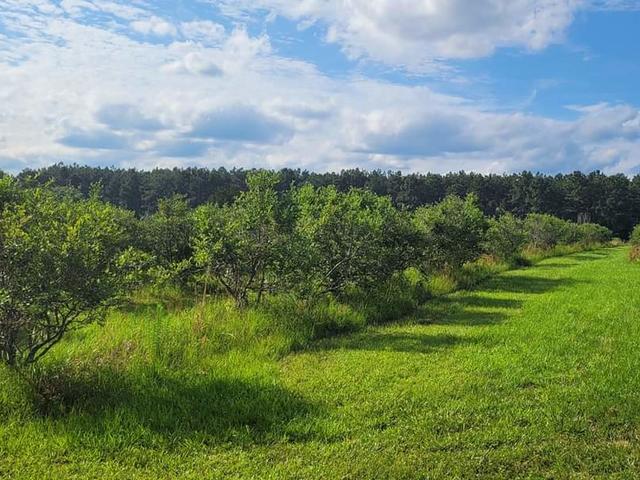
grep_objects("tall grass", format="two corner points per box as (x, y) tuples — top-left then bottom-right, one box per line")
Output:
(0, 240), (614, 423)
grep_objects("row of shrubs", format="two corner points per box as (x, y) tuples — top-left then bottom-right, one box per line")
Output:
(0, 172), (615, 368)
(630, 225), (640, 262)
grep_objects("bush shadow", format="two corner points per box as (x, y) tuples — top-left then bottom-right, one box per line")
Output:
(32, 365), (319, 446)
(478, 275), (581, 295)
(419, 272), (581, 326)
(420, 301), (509, 326)
(313, 330), (485, 354)
(570, 252), (609, 261)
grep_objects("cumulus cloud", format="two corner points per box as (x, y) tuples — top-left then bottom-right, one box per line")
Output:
(153, 139), (211, 158)
(131, 16), (177, 37)
(190, 105), (294, 144)
(0, 0), (639, 175)
(58, 129), (128, 150)
(179, 21), (226, 44)
(162, 52), (224, 76)
(97, 104), (166, 131)
(221, 0), (582, 70)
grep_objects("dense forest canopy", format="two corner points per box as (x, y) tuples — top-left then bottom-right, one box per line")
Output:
(13, 164), (640, 238)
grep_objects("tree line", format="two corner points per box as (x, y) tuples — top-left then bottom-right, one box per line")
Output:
(14, 164), (640, 238)
(0, 172), (618, 368)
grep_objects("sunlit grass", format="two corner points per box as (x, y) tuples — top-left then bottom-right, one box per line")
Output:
(2, 247), (639, 478)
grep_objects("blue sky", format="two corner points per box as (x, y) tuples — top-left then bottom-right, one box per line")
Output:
(1, 0), (640, 174)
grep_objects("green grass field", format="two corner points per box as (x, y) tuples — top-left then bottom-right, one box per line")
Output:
(2, 247), (640, 479)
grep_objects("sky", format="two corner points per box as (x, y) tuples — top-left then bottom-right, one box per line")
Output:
(1, 1), (640, 175)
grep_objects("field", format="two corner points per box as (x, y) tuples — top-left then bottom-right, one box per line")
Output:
(1, 247), (640, 478)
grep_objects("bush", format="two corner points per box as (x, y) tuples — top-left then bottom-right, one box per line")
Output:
(630, 225), (640, 246)
(483, 213), (527, 263)
(344, 269), (431, 325)
(575, 223), (612, 246)
(291, 185), (417, 298)
(610, 238), (625, 247)
(413, 194), (487, 275)
(139, 195), (195, 286)
(0, 183), (134, 367)
(524, 213), (568, 250)
(193, 172), (288, 307)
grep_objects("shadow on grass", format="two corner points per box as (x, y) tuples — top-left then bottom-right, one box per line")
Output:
(419, 299), (509, 326)
(313, 331), (485, 354)
(419, 273), (583, 327)
(30, 365), (319, 446)
(534, 262), (578, 269)
(459, 296), (523, 309)
(479, 275), (581, 295)
(570, 252), (609, 261)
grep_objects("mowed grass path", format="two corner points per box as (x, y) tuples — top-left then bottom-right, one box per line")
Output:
(3, 247), (640, 479)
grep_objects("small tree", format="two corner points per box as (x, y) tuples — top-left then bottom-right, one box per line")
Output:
(483, 213), (527, 263)
(291, 185), (417, 298)
(413, 195), (487, 274)
(630, 225), (640, 246)
(0, 184), (133, 367)
(139, 194), (195, 285)
(524, 213), (568, 250)
(192, 171), (287, 307)
(575, 223), (612, 246)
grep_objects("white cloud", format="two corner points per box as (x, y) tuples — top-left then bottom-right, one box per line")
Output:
(162, 51), (224, 77)
(60, 0), (147, 20)
(221, 0), (583, 70)
(589, 0), (640, 10)
(0, 0), (639, 175)
(131, 16), (177, 37)
(179, 20), (226, 44)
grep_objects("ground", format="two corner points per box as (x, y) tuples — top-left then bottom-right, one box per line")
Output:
(2, 248), (640, 479)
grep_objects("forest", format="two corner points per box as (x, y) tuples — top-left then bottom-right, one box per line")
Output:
(14, 164), (640, 238)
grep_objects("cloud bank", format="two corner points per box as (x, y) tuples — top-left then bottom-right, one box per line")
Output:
(0, 0), (639, 174)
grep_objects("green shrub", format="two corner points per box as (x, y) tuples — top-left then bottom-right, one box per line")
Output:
(610, 238), (625, 247)
(193, 172), (289, 308)
(291, 185), (416, 299)
(413, 194), (487, 275)
(483, 213), (527, 263)
(524, 213), (569, 250)
(345, 269), (431, 325)
(575, 223), (612, 246)
(630, 225), (640, 246)
(0, 183), (135, 367)
(139, 194), (195, 287)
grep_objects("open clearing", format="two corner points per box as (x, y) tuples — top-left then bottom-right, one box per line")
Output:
(2, 247), (640, 479)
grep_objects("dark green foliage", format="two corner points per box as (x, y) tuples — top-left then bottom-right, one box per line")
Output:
(0, 182), (134, 367)
(139, 194), (195, 285)
(524, 214), (613, 250)
(483, 213), (527, 263)
(193, 172), (288, 307)
(524, 213), (569, 250)
(344, 269), (431, 325)
(630, 225), (640, 246)
(576, 223), (613, 246)
(292, 185), (417, 298)
(413, 195), (487, 274)
(18, 164), (640, 238)
(0, 171), (615, 367)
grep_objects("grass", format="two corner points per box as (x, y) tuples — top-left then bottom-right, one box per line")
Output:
(2, 247), (640, 478)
